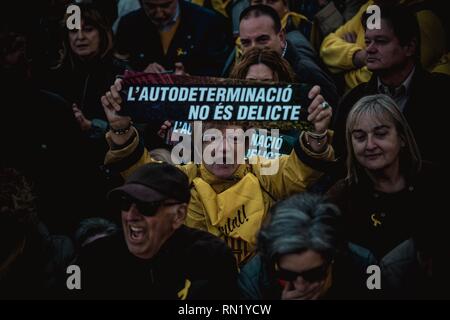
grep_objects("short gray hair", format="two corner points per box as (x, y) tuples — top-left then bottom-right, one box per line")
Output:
(258, 193), (341, 263)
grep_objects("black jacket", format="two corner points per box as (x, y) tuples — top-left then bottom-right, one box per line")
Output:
(73, 225), (239, 299)
(115, 1), (232, 76)
(0, 81), (105, 234)
(0, 222), (74, 300)
(326, 163), (441, 260)
(44, 53), (125, 122)
(284, 33), (339, 108)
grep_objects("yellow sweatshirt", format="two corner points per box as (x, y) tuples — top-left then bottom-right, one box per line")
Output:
(320, 0), (447, 91)
(431, 52), (450, 76)
(105, 128), (334, 266)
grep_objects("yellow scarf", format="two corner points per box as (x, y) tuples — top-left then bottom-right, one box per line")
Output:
(191, 0), (231, 17)
(159, 18), (181, 54)
(193, 172), (266, 265)
(281, 11), (310, 31)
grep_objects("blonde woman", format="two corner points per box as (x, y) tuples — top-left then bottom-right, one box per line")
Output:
(327, 94), (438, 262)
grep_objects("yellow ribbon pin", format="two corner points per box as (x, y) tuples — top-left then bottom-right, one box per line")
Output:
(371, 213), (382, 227)
(177, 48), (187, 56)
(177, 279), (191, 300)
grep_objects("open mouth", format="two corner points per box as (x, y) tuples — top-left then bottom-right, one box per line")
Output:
(128, 225), (146, 243)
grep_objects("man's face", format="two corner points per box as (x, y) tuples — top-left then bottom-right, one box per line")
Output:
(250, 0), (289, 19)
(141, 0), (178, 28)
(202, 125), (244, 180)
(365, 19), (415, 73)
(240, 15), (285, 55)
(121, 199), (184, 259)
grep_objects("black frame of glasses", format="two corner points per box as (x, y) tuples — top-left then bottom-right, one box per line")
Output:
(115, 194), (183, 217)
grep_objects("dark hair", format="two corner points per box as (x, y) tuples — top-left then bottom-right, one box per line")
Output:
(55, 3), (113, 68)
(362, 4), (420, 60)
(74, 217), (119, 249)
(239, 5), (282, 33)
(230, 46), (296, 82)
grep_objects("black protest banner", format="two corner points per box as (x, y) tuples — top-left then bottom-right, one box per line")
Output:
(119, 71), (313, 131)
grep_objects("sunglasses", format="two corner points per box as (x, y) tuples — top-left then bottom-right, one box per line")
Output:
(275, 262), (331, 283)
(116, 194), (182, 217)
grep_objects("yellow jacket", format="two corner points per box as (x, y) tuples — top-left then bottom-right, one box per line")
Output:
(320, 0), (447, 91)
(432, 52), (450, 75)
(190, 0), (231, 17)
(105, 128), (334, 265)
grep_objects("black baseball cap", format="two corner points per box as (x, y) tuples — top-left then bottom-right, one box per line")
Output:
(107, 163), (190, 203)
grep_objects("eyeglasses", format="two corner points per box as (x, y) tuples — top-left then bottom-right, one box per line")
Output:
(275, 262), (331, 283)
(116, 194), (182, 217)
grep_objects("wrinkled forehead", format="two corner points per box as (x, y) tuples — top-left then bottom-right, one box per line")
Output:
(365, 19), (395, 38)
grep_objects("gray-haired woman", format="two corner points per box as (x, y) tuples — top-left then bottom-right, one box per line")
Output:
(238, 192), (375, 300)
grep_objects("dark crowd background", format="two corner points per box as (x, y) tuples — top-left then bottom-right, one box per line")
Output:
(1, 0), (449, 300)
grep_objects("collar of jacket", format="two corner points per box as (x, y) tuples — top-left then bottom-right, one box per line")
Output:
(197, 163), (250, 193)
(365, 65), (427, 111)
(131, 225), (189, 265)
(283, 40), (296, 66)
(366, 64), (424, 94)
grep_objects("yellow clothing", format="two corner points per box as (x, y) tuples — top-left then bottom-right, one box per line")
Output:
(281, 11), (310, 32)
(159, 18), (181, 54)
(320, 0), (447, 91)
(192, 173), (264, 264)
(105, 128), (334, 265)
(191, 0), (231, 17)
(431, 52), (450, 75)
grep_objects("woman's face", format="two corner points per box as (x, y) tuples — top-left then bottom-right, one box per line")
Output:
(68, 21), (100, 59)
(277, 250), (330, 300)
(202, 125), (243, 180)
(245, 63), (276, 82)
(351, 113), (403, 172)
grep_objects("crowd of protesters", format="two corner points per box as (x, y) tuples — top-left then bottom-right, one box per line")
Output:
(1, 0), (449, 299)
